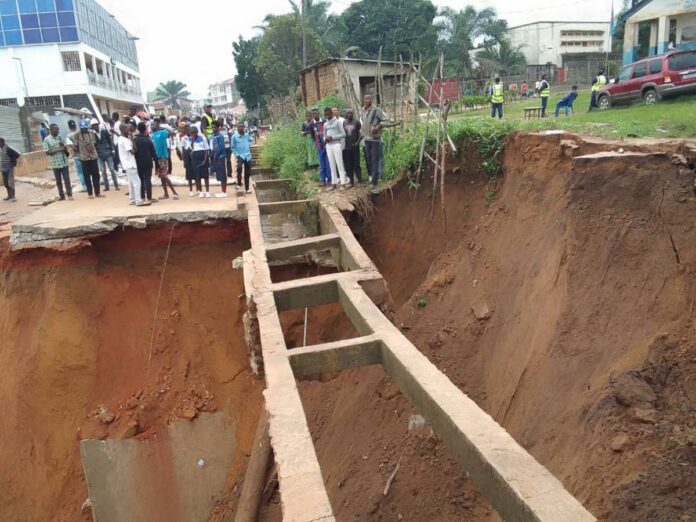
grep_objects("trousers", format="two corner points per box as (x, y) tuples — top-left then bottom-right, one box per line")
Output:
(98, 154), (119, 189)
(126, 168), (142, 204)
(53, 166), (72, 198)
(364, 140), (384, 186)
(236, 157), (251, 191)
(82, 159), (100, 196)
(342, 147), (362, 184)
(491, 103), (503, 119)
(138, 166), (153, 200)
(325, 142), (348, 185)
(73, 158), (87, 191)
(317, 147), (330, 185)
(2, 166), (16, 199)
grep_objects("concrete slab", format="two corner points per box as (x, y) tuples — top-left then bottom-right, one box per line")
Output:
(258, 200), (312, 215)
(80, 412), (236, 522)
(10, 189), (244, 246)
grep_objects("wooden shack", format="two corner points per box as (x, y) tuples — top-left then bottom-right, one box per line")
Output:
(299, 58), (417, 118)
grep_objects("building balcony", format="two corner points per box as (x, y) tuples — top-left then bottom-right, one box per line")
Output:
(87, 71), (141, 98)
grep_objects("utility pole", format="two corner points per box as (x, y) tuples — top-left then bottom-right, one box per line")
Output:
(301, 0), (307, 68)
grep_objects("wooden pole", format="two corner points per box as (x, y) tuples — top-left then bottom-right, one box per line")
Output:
(235, 408), (272, 522)
(301, 0), (307, 68)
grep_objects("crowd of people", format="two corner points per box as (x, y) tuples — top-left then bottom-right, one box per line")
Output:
(1, 104), (257, 205)
(303, 94), (397, 195)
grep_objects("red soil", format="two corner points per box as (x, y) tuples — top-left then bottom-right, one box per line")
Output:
(263, 133), (696, 521)
(0, 222), (263, 521)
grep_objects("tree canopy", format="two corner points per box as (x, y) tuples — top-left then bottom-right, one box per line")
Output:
(233, 0), (513, 109)
(336, 0), (438, 59)
(154, 80), (191, 109)
(254, 14), (327, 96)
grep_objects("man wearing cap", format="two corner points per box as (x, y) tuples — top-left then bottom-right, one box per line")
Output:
(92, 118), (119, 191)
(201, 104), (215, 140)
(71, 120), (102, 198)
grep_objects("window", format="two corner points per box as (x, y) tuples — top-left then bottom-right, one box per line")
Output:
(58, 24), (76, 40)
(2, 14), (20, 29)
(668, 52), (696, 70)
(18, 0), (37, 14)
(56, 10), (73, 25)
(39, 12), (57, 27)
(649, 60), (662, 74)
(0, 0), (18, 15)
(618, 66), (632, 82)
(55, 0), (71, 10)
(61, 50), (80, 70)
(632, 62), (647, 78)
(41, 26), (58, 41)
(37, 0), (54, 12)
(23, 28), (40, 43)
(20, 13), (39, 28)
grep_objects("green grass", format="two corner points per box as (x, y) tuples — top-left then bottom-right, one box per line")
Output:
(447, 90), (696, 139)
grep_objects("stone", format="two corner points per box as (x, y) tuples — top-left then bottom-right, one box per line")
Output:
(610, 432), (630, 452)
(471, 302), (492, 320)
(96, 406), (115, 425)
(612, 373), (656, 407)
(631, 407), (659, 424)
(182, 403), (198, 420)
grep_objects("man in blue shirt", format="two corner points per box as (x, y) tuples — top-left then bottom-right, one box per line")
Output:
(151, 122), (179, 200)
(555, 85), (578, 117)
(210, 121), (229, 197)
(232, 123), (254, 193)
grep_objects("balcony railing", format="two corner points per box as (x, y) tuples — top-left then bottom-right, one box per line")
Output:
(87, 71), (141, 97)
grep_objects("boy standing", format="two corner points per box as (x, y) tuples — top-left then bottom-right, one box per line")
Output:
(309, 108), (330, 187)
(43, 124), (73, 201)
(152, 124), (179, 200)
(323, 107), (348, 190)
(232, 124), (254, 193)
(210, 121), (228, 197)
(118, 124), (149, 207)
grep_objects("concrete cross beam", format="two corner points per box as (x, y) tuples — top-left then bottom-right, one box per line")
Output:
(288, 334), (382, 378)
(258, 200), (312, 215)
(265, 233), (341, 263)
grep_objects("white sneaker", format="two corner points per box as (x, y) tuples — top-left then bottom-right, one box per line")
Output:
(205, 192), (212, 198)
(198, 192), (205, 198)
(215, 193), (228, 198)
(189, 191), (195, 197)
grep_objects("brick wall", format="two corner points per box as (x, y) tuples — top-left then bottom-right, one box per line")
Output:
(301, 62), (341, 107)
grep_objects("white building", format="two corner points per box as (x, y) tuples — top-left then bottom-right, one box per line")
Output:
(508, 21), (612, 66)
(622, 0), (696, 64)
(208, 78), (241, 113)
(0, 0), (143, 118)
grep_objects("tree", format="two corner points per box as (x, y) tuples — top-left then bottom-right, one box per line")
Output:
(254, 14), (326, 96)
(336, 0), (438, 59)
(154, 80), (191, 109)
(475, 39), (527, 77)
(437, 6), (507, 77)
(233, 36), (268, 110)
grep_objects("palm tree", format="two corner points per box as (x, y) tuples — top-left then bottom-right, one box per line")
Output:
(475, 39), (527, 76)
(437, 6), (507, 76)
(154, 80), (191, 110)
(288, 0), (345, 56)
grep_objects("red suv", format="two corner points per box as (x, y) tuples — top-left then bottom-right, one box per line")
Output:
(598, 50), (696, 109)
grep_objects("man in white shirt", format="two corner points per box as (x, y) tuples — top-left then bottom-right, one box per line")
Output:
(118, 124), (149, 206)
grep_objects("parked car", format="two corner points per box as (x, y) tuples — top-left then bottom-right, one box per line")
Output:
(597, 50), (696, 109)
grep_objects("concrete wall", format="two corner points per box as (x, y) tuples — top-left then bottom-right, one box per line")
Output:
(15, 151), (49, 177)
(508, 22), (611, 65)
(623, 0), (696, 63)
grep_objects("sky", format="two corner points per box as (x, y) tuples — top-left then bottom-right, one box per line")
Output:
(96, 0), (614, 99)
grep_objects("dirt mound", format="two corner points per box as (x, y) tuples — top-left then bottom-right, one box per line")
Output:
(0, 223), (263, 521)
(286, 133), (696, 520)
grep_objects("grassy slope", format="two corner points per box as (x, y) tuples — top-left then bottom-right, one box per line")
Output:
(447, 90), (696, 139)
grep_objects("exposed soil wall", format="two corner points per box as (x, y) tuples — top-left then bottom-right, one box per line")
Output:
(0, 223), (263, 521)
(288, 133), (696, 521)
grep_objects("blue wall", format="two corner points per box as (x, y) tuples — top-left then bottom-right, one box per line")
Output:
(0, 0), (78, 46)
(0, 0), (138, 71)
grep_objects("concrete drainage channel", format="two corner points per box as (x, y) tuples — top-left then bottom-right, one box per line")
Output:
(242, 177), (597, 522)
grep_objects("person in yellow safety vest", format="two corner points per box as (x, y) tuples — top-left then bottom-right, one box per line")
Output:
(491, 77), (504, 119)
(538, 74), (550, 117)
(588, 68), (607, 112)
(201, 104), (216, 139)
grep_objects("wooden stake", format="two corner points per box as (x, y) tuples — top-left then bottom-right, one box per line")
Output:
(235, 408), (272, 522)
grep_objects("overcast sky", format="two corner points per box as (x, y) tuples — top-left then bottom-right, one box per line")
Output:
(96, 0), (613, 98)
